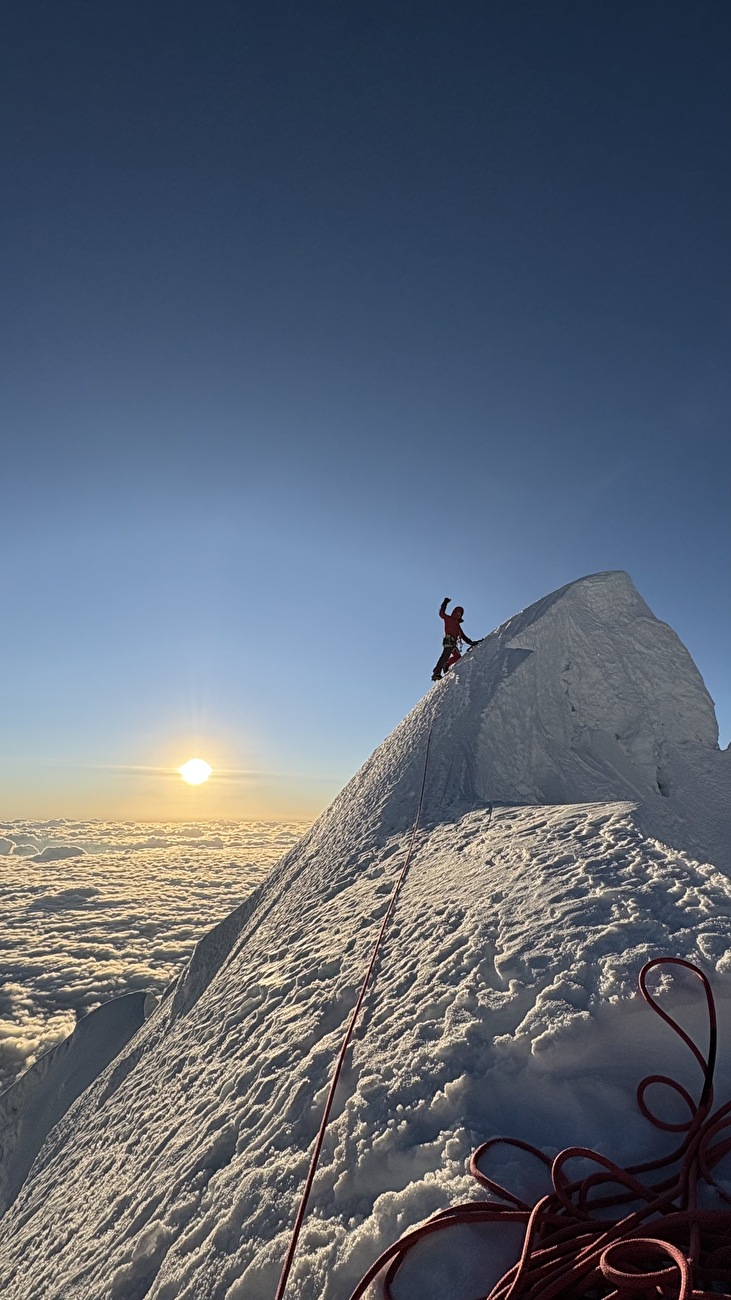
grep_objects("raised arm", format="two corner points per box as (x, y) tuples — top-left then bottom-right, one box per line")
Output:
(439, 596), (450, 616)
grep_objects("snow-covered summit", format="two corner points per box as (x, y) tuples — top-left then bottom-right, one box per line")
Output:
(0, 574), (729, 1300)
(327, 569), (727, 865)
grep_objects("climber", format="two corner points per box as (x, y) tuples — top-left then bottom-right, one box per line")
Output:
(432, 597), (479, 681)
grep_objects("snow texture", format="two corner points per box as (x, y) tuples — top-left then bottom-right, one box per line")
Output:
(0, 992), (148, 1214)
(0, 572), (728, 1300)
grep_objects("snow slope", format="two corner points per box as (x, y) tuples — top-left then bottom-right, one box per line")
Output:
(0, 991), (150, 1214)
(0, 572), (728, 1300)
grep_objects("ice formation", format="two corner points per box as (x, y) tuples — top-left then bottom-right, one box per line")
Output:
(0, 571), (728, 1300)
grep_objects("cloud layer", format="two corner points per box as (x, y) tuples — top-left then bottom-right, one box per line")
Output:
(0, 818), (308, 1089)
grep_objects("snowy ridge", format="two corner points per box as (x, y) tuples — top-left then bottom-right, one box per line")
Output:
(0, 573), (728, 1299)
(0, 992), (148, 1215)
(424, 571), (726, 861)
(304, 571), (727, 865)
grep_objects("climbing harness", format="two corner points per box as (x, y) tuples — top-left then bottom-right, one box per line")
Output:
(348, 956), (731, 1300)
(274, 708), (439, 1300)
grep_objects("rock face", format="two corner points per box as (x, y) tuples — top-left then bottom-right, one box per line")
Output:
(0, 572), (728, 1300)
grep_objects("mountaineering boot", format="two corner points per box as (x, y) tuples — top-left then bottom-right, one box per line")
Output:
(431, 671), (441, 681)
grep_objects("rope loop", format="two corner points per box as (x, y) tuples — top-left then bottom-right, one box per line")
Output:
(638, 958), (716, 1112)
(636, 1074), (697, 1132)
(470, 1137), (552, 1209)
(599, 1238), (692, 1300)
(348, 957), (731, 1300)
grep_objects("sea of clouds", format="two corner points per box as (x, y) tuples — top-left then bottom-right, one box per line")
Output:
(0, 818), (309, 1090)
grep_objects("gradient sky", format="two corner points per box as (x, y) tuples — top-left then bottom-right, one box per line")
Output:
(2, 0), (729, 820)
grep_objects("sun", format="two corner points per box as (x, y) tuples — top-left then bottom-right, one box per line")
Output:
(178, 758), (213, 786)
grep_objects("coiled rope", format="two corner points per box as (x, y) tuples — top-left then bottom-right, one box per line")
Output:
(349, 956), (731, 1300)
(274, 708), (438, 1300)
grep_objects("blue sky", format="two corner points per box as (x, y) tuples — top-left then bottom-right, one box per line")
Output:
(2, 0), (729, 818)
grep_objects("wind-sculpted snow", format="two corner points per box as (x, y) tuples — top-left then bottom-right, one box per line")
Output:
(299, 571), (728, 865)
(1, 803), (730, 1299)
(0, 992), (149, 1215)
(0, 573), (728, 1299)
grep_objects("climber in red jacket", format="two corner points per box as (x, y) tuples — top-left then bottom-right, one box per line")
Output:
(432, 597), (479, 680)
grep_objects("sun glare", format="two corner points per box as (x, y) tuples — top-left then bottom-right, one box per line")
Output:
(178, 758), (213, 786)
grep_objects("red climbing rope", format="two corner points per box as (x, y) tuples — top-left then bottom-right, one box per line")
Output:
(274, 712), (438, 1300)
(349, 957), (731, 1300)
